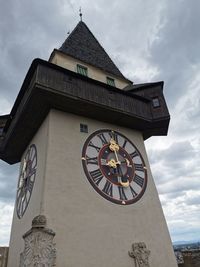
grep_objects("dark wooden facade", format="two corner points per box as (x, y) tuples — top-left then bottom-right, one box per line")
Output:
(0, 58), (170, 164)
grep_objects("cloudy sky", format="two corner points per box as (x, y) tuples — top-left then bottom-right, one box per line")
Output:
(0, 0), (200, 245)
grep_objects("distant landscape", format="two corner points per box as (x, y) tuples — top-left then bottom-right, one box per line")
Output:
(173, 240), (200, 246)
(173, 241), (200, 251)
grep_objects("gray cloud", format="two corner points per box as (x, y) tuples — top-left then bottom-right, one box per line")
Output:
(0, 161), (18, 203)
(0, 0), (75, 108)
(185, 194), (200, 206)
(149, 141), (196, 164)
(149, 1), (200, 108)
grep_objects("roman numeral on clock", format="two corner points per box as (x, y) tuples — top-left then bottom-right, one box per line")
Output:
(22, 194), (28, 207)
(28, 168), (36, 178)
(133, 175), (144, 187)
(102, 180), (113, 197)
(122, 139), (127, 148)
(86, 156), (98, 165)
(28, 180), (34, 192)
(118, 186), (127, 200)
(97, 133), (108, 145)
(88, 141), (101, 152)
(134, 163), (144, 172)
(17, 198), (22, 214)
(89, 169), (103, 186)
(130, 150), (139, 158)
(109, 131), (118, 143)
(129, 185), (138, 197)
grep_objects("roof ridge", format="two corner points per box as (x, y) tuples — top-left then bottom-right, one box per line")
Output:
(60, 21), (82, 47)
(81, 22), (125, 78)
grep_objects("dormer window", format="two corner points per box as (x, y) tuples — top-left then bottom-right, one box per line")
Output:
(107, 77), (115, 87)
(152, 97), (160, 108)
(77, 64), (88, 76)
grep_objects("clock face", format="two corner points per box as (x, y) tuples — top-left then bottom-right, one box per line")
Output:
(82, 129), (147, 205)
(16, 144), (37, 219)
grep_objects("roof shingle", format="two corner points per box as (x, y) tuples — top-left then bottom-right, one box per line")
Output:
(59, 21), (127, 80)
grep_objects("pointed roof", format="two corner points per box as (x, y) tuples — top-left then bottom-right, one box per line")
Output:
(59, 21), (127, 80)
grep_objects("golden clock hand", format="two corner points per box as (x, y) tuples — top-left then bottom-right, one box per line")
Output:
(114, 150), (120, 164)
(109, 138), (129, 187)
(18, 178), (24, 189)
(120, 180), (129, 187)
(22, 159), (27, 173)
(120, 159), (131, 166)
(106, 158), (120, 168)
(117, 168), (129, 187)
(109, 139), (121, 164)
(109, 138), (119, 152)
(18, 159), (27, 189)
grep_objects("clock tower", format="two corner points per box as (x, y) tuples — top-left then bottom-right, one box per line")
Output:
(0, 21), (177, 267)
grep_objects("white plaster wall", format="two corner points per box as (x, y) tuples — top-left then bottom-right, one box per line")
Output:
(42, 109), (177, 267)
(50, 52), (131, 89)
(7, 115), (50, 267)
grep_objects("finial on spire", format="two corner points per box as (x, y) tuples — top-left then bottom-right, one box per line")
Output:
(79, 7), (82, 21)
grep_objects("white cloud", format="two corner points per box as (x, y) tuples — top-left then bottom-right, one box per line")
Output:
(146, 138), (200, 242)
(0, 99), (12, 115)
(0, 203), (14, 246)
(162, 190), (200, 242)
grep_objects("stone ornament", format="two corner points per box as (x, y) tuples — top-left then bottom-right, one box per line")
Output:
(129, 242), (150, 267)
(32, 214), (47, 228)
(20, 215), (56, 267)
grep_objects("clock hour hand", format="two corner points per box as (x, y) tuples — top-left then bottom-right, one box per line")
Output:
(109, 139), (129, 187)
(117, 165), (129, 187)
(106, 158), (120, 168)
(109, 138), (121, 162)
(121, 158), (132, 167)
(18, 159), (28, 189)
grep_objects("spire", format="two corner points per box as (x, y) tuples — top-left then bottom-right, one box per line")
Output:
(59, 21), (126, 80)
(79, 7), (82, 21)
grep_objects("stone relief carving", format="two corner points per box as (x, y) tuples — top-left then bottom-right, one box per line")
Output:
(19, 215), (56, 267)
(129, 242), (150, 267)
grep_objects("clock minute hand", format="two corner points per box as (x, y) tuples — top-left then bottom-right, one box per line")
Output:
(109, 139), (120, 164)
(18, 159), (27, 189)
(109, 139), (129, 187)
(106, 159), (120, 168)
(117, 166), (129, 187)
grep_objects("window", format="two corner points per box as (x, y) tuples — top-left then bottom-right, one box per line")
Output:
(152, 97), (160, 108)
(107, 77), (115, 87)
(80, 123), (88, 133)
(77, 64), (88, 76)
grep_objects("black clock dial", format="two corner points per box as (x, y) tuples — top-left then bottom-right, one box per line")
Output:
(82, 129), (147, 205)
(16, 144), (37, 219)
(99, 145), (134, 185)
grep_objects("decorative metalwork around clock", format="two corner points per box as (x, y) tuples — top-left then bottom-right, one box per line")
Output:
(82, 129), (148, 205)
(16, 144), (37, 219)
